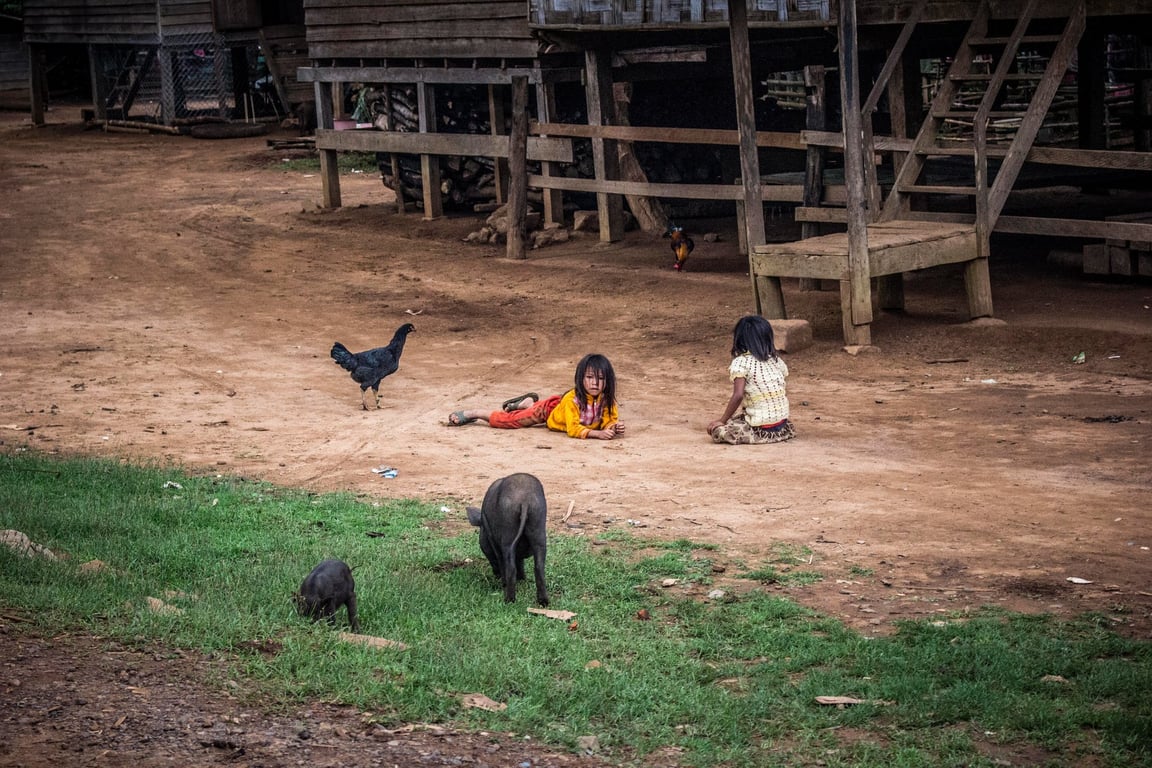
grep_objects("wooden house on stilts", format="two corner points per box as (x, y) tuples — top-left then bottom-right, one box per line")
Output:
(113, 0), (1145, 343)
(21, 0), (310, 128)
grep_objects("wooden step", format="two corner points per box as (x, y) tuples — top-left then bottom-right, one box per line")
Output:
(897, 184), (979, 195)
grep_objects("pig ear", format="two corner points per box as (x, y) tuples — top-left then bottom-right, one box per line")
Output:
(466, 506), (482, 526)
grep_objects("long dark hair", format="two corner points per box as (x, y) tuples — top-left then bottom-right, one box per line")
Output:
(574, 353), (617, 407)
(730, 315), (778, 361)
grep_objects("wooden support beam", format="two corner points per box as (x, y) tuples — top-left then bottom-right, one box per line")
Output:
(839, 0), (872, 345)
(506, 76), (529, 260)
(314, 81), (341, 209)
(87, 44), (107, 122)
(534, 79), (565, 227)
(729, 0), (780, 317)
(531, 122), (805, 149)
(800, 64), (826, 292)
(417, 82), (444, 221)
(488, 84), (510, 204)
(584, 48), (625, 243)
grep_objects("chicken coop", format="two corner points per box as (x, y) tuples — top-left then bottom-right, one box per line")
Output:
(22, 0), (309, 127)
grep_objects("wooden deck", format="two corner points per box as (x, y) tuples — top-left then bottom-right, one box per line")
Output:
(750, 222), (977, 280)
(750, 221), (990, 344)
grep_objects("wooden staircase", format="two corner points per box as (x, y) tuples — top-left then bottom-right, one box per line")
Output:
(750, 0), (1087, 345)
(104, 48), (158, 121)
(881, 0), (1087, 255)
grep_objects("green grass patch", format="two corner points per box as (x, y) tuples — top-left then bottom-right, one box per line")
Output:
(278, 150), (379, 174)
(1, 452), (1150, 767)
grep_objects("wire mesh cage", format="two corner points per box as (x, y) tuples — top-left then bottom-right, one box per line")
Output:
(91, 35), (274, 125)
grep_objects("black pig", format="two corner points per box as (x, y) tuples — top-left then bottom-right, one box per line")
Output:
(294, 559), (359, 631)
(467, 473), (549, 606)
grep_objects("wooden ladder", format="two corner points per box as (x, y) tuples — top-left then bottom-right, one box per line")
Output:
(880, 0), (1087, 259)
(104, 48), (158, 120)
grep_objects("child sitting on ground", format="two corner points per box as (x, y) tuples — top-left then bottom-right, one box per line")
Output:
(707, 315), (795, 445)
(447, 353), (625, 440)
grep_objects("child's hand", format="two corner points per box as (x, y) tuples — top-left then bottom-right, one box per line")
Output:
(706, 420), (723, 434)
(590, 424), (622, 440)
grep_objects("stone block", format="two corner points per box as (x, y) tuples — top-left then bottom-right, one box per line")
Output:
(768, 318), (812, 354)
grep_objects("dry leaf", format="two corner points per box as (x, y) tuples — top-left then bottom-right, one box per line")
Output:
(460, 693), (506, 712)
(1041, 674), (1071, 684)
(815, 695), (893, 707)
(527, 607), (576, 621)
(636, 609), (651, 621)
(584, 660), (602, 670)
(145, 596), (184, 616)
(338, 632), (409, 650)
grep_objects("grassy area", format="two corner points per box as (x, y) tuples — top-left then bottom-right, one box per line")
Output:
(277, 150), (380, 174)
(1, 451), (1149, 767)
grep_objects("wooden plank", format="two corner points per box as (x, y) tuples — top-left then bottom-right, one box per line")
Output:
(297, 66), (571, 86)
(306, 39), (538, 60)
(315, 131), (573, 163)
(306, 17), (527, 38)
(584, 48), (625, 242)
(417, 81), (443, 221)
(838, 0), (871, 331)
(534, 121), (805, 149)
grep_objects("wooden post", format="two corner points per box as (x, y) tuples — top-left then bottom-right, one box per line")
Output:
(159, 49), (177, 127)
(838, 0), (873, 345)
(729, 0), (783, 317)
(584, 48), (625, 242)
(382, 84), (406, 213)
(506, 76), (529, 260)
(28, 44), (45, 126)
(799, 64), (826, 292)
(88, 44), (108, 122)
(314, 81), (341, 209)
(877, 41), (910, 311)
(534, 78), (565, 227)
(488, 84), (510, 203)
(417, 82), (444, 220)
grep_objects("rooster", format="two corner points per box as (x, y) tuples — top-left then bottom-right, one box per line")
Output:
(667, 224), (695, 271)
(330, 323), (415, 410)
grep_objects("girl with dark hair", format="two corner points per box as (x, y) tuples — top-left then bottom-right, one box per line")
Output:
(707, 315), (795, 445)
(447, 353), (625, 440)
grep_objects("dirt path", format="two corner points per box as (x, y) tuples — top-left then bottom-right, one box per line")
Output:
(1, 105), (1150, 763)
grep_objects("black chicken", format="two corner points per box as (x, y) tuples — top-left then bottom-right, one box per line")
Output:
(330, 323), (416, 410)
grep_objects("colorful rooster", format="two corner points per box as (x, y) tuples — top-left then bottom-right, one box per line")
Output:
(667, 224), (695, 271)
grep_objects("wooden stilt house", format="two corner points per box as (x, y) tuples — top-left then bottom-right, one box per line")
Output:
(21, 0), (308, 127)
(302, 1), (1152, 342)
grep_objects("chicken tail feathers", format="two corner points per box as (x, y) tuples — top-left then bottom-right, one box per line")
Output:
(330, 342), (357, 371)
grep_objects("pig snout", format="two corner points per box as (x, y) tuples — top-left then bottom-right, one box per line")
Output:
(296, 558), (359, 632)
(472, 473), (548, 606)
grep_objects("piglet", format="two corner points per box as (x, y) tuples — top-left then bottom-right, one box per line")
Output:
(294, 558), (359, 631)
(467, 473), (549, 606)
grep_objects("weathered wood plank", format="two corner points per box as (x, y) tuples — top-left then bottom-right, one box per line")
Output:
(297, 66), (571, 86)
(534, 122), (805, 149)
(314, 131), (574, 163)
(307, 39), (539, 59)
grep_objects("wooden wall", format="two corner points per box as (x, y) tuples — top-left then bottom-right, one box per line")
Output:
(303, 0), (538, 60)
(23, 0), (216, 44)
(0, 31), (29, 92)
(23, 0), (162, 44)
(529, 0), (830, 27)
(159, 0), (216, 37)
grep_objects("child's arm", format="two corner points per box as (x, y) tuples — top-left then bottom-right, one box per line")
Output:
(706, 377), (746, 434)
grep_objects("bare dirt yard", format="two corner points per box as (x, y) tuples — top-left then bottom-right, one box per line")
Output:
(1, 105), (1150, 767)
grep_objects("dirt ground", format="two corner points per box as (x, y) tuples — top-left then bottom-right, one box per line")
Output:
(1, 105), (1150, 766)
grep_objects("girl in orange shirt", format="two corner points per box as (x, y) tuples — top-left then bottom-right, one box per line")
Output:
(447, 353), (624, 440)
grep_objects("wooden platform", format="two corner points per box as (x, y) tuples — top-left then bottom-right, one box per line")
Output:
(750, 222), (977, 280)
(750, 221), (990, 344)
